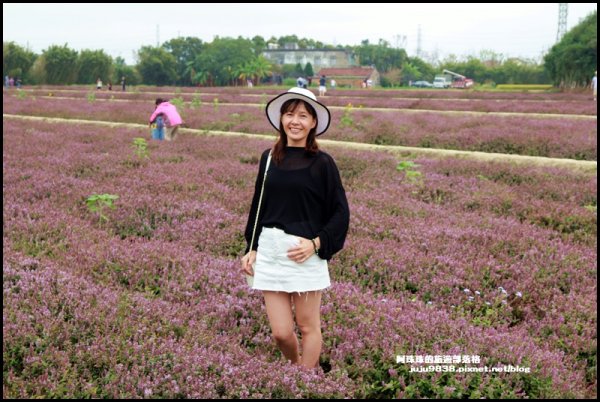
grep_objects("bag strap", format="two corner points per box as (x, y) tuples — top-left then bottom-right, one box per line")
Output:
(250, 151), (272, 252)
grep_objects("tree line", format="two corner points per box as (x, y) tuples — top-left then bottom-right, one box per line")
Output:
(3, 11), (596, 88)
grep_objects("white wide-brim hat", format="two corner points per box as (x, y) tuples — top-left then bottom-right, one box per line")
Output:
(265, 87), (331, 136)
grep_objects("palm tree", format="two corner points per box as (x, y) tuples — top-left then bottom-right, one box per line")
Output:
(223, 65), (234, 86)
(238, 63), (255, 86)
(250, 55), (272, 85)
(192, 70), (209, 86)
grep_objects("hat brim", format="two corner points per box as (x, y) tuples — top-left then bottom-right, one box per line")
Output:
(266, 92), (331, 136)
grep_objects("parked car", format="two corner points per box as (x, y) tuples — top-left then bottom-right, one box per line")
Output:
(412, 80), (433, 88)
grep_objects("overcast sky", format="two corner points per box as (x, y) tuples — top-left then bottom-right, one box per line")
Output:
(3, 3), (597, 65)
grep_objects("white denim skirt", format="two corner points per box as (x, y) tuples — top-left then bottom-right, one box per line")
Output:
(252, 227), (330, 292)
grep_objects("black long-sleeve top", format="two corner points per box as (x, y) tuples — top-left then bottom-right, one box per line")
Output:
(244, 147), (350, 261)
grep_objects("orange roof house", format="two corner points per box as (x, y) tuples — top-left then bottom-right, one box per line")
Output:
(316, 67), (380, 88)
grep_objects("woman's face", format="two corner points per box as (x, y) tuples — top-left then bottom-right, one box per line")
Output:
(281, 102), (317, 147)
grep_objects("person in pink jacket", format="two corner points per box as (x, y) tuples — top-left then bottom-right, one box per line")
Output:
(149, 98), (183, 141)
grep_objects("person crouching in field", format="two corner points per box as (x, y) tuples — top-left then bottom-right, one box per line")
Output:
(241, 87), (350, 370)
(149, 98), (183, 141)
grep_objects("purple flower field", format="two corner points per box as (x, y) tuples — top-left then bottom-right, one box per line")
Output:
(3, 114), (596, 398)
(17, 84), (595, 100)
(11, 87), (598, 115)
(4, 94), (597, 160)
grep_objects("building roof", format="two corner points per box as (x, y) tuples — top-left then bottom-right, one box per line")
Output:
(317, 67), (376, 77)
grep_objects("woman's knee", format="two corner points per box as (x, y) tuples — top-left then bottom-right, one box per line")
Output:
(271, 327), (295, 344)
(297, 322), (321, 337)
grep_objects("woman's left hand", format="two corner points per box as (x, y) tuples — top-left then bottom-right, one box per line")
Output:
(287, 237), (316, 264)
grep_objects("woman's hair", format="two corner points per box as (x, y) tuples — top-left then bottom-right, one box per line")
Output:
(155, 98), (166, 106)
(272, 99), (319, 165)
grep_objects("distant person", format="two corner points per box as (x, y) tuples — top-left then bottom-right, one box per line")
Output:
(16, 77), (22, 89)
(149, 98), (183, 141)
(247, 78), (253, 88)
(96, 78), (102, 90)
(296, 76), (304, 88)
(318, 75), (327, 96)
(107, 81), (112, 91)
(592, 71), (597, 101)
(330, 78), (336, 90)
(121, 76), (126, 91)
(361, 79), (367, 89)
(5, 75), (9, 88)
(9, 77), (14, 87)
(307, 77), (312, 87)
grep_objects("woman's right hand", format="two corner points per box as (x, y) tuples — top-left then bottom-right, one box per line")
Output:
(241, 250), (256, 276)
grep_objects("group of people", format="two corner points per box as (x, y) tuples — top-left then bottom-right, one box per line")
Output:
(296, 76), (309, 89)
(4, 75), (22, 89)
(297, 75), (336, 97)
(96, 76), (126, 91)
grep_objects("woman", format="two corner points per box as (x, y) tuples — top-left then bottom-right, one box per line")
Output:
(241, 87), (350, 369)
(148, 98), (183, 141)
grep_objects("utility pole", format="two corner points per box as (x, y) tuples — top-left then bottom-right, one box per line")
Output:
(156, 24), (160, 47)
(416, 25), (422, 58)
(556, 3), (568, 42)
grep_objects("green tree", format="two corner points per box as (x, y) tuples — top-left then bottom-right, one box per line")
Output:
(304, 62), (314, 78)
(294, 63), (304, 77)
(137, 46), (178, 86)
(113, 56), (141, 86)
(439, 55), (549, 85)
(250, 55), (272, 85)
(277, 35), (299, 48)
(162, 37), (204, 86)
(42, 44), (79, 84)
(28, 56), (47, 84)
(355, 39), (407, 72)
(399, 62), (421, 85)
(77, 49), (113, 84)
(544, 10), (597, 88)
(281, 64), (299, 79)
(3, 41), (37, 82)
(407, 56), (436, 81)
(461, 57), (487, 82)
(192, 37), (254, 86)
(237, 63), (254, 85)
(251, 35), (266, 56)
(190, 69), (209, 86)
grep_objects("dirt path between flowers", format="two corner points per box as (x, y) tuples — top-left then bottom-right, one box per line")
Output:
(4, 113), (597, 173)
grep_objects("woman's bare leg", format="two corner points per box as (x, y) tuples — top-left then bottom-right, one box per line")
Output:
(263, 291), (300, 364)
(293, 291), (323, 369)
